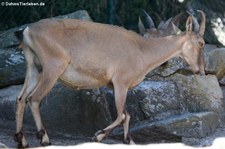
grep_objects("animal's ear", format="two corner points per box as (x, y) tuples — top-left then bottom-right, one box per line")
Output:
(186, 11), (200, 33)
(185, 16), (193, 35)
(138, 17), (146, 35)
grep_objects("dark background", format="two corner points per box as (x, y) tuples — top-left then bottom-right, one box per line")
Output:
(0, 0), (225, 44)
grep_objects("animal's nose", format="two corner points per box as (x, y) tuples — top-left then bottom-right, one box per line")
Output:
(189, 66), (200, 75)
(194, 69), (200, 75)
(199, 69), (205, 76)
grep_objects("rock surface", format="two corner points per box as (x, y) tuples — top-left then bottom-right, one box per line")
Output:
(0, 84), (112, 135)
(167, 74), (225, 126)
(103, 80), (185, 123)
(1, 75), (223, 142)
(0, 49), (25, 88)
(205, 48), (225, 80)
(112, 112), (219, 145)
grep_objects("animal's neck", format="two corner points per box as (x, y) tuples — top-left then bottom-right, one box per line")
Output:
(141, 34), (186, 73)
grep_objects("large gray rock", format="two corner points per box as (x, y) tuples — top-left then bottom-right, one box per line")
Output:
(0, 49), (25, 88)
(0, 10), (92, 88)
(0, 77), (223, 143)
(0, 83), (112, 136)
(102, 80), (185, 124)
(112, 112), (219, 144)
(167, 74), (225, 126)
(39, 83), (112, 135)
(146, 57), (189, 78)
(130, 81), (185, 122)
(220, 77), (225, 85)
(205, 48), (225, 80)
(54, 10), (92, 21)
(0, 85), (21, 120)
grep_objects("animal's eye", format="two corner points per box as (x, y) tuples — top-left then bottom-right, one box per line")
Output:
(198, 42), (204, 47)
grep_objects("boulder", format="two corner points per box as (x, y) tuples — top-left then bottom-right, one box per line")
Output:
(39, 83), (112, 135)
(0, 85), (21, 121)
(0, 49), (25, 88)
(220, 77), (225, 85)
(54, 10), (92, 21)
(167, 74), (225, 126)
(0, 10), (92, 88)
(0, 76), (223, 142)
(102, 80), (185, 124)
(205, 48), (225, 80)
(0, 83), (112, 136)
(146, 57), (189, 78)
(112, 112), (218, 145)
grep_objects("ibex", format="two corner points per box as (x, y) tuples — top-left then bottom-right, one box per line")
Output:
(14, 10), (205, 148)
(138, 9), (182, 38)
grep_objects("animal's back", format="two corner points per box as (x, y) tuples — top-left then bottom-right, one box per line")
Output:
(27, 19), (144, 89)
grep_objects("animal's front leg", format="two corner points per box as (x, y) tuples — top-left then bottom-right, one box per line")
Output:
(92, 80), (129, 142)
(122, 110), (135, 144)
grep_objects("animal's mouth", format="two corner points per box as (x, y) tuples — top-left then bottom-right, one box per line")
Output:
(188, 66), (205, 76)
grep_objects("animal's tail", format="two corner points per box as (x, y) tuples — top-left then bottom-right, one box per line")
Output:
(14, 29), (24, 42)
(4, 29), (24, 49)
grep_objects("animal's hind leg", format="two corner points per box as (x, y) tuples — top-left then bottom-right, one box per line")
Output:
(14, 97), (29, 148)
(92, 80), (128, 142)
(15, 48), (40, 148)
(27, 59), (68, 146)
(28, 100), (51, 146)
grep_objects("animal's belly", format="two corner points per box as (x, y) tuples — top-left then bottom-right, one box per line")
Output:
(59, 66), (109, 89)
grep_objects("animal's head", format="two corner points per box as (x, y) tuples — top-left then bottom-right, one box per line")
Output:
(180, 10), (206, 75)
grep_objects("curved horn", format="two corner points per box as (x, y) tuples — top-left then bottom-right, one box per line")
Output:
(171, 22), (182, 34)
(197, 10), (206, 36)
(171, 12), (183, 27)
(186, 11), (199, 33)
(161, 17), (173, 30)
(138, 17), (146, 35)
(141, 9), (155, 29)
(157, 21), (165, 30)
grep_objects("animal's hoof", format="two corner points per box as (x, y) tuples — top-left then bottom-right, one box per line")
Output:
(91, 130), (105, 142)
(91, 136), (98, 142)
(17, 142), (29, 149)
(14, 132), (23, 142)
(123, 134), (135, 145)
(36, 129), (45, 139)
(123, 139), (130, 144)
(14, 132), (29, 148)
(41, 141), (51, 146)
